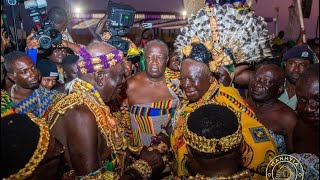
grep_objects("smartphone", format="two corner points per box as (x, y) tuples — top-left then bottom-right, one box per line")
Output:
(142, 23), (152, 29)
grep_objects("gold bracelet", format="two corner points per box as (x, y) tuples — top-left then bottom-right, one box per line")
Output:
(127, 159), (152, 179)
(148, 141), (168, 154)
(128, 144), (143, 155)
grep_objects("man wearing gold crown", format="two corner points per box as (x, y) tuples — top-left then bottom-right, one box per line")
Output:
(47, 41), (165, 179)
(170, 4), (278, 179)
(175, 102), (255, 179)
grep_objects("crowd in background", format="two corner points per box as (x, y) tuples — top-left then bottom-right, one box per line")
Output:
(1, 2), (319, 180)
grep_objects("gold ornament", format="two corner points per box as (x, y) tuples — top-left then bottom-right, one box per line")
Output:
(127, 159), (152, 179)
(48, 79), (125, 151)
(181, 45), (192, 57)
(8, 113), (50, 179)
(187, 169), (253, 179)
(183, 101), (243, 154)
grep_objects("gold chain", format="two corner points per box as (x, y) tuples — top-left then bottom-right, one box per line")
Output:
(127, 159), (152, 179)
(8, 113), (50, 179)
(187, 169), (253, 180)
(48, 79), (125, 151)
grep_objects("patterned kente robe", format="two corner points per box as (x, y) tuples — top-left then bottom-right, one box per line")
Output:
(15, 86), (63, 119)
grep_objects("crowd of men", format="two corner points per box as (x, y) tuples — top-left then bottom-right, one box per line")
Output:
(1, 2), (319, 180)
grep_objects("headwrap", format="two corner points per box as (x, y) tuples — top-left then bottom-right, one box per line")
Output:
(282, 45), (315, 64)
(184, 102), (242, 154)
(77, 46), (124, 74)
(1, 113), (50, 179)
(37, 59), (59, 77)
(175, 4), (273, 73)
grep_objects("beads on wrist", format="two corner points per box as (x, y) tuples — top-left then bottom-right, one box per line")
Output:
(127, 159), (152, 179)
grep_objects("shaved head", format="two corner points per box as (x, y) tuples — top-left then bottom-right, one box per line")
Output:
(257, 64), (285, 86)
(86, 41), (116, 57)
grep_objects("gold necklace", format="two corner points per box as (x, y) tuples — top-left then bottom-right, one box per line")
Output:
(48, 78), (126, 151)
(71, 79), (125, 151)
(187, 169), (253, 180)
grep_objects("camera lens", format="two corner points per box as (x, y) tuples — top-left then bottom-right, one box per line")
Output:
(50, 29), (62, 45)
(38, 35), (52, 49)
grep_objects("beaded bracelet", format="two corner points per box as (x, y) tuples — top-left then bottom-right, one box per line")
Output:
(126, 159), (152, 179)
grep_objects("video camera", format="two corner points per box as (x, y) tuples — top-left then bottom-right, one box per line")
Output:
(24, 0), (62, 49)
(106, 1), (136, 53)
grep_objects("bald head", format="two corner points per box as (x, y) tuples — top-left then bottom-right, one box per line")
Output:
(256, 64), (285, 86)
(144, 39), (169, 57)
(297, 64), (319, 88)
(86, 41), (117, 57)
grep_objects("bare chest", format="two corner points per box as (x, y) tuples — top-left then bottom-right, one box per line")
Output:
(128, 83), (174, 106)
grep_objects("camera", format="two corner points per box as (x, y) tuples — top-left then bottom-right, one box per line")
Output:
(106, 0), (136, 53)
(24, 0), (62, 49)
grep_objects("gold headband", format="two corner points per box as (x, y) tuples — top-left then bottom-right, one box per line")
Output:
(8, 113), (50, 179)
(183, 102), (243, 154)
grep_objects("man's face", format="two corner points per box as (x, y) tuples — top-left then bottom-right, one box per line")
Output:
(285, 58), (310, 84)
(49, 48), (67, 64)
(215, 67), (232, 87)
(54, 19), (68, 33)
(144, 43), (169, 79)
(99, 62), (126, 103)
(180, 59), (212, 102)
(64, 64), (78, 81)
(249, 66), (281, 102)
(40, 76), (57, 90)
(168, 53), (180, 72)
(9, 57), (39, 89)
(296, 77), (319, 125)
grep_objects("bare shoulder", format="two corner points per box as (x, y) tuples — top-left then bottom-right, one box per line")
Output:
(63, 104), (97, 131)
(277, 101), (298, 125)
(126, 72), (146, 91)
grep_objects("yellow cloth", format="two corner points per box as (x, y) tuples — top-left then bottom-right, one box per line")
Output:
(170, 85), (278, 179)
(273, 36), (282, 46)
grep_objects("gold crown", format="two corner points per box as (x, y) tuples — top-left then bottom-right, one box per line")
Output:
(183, 102), (243, 154)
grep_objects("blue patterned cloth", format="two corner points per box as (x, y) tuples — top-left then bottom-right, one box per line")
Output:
(269, 130), (287, 155)
(15, 86), (61, 118)
(291, 153), (319, 180)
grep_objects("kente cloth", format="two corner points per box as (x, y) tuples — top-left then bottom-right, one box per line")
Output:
(130, 98), (179, 146)
(170, 83), (278, 179)
(122, 68), (182, 147)
(291, 153), (319, 180)
(1, 90), (16, 118)
(269, 130), (287, 155)
(15, 86), (62, 119)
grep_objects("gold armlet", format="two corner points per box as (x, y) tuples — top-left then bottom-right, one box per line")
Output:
(127, 159), (152, 179)
(128, 144), (143, 155)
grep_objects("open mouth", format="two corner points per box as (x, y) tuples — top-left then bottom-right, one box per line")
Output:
(185, 91), (197, 97)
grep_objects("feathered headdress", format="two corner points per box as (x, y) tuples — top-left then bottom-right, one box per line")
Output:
(175, 4), (273, 73)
